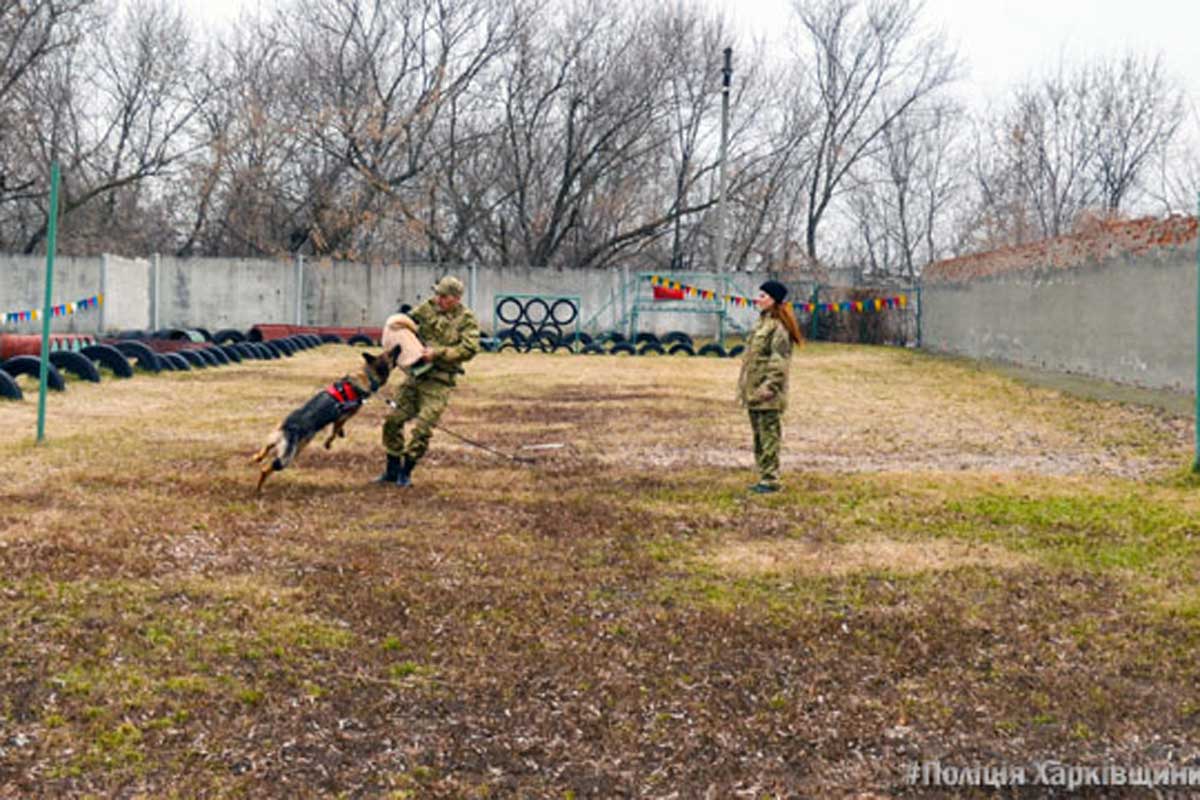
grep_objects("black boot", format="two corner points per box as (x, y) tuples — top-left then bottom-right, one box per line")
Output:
(374, 453), (402, 484)
(396, 456), (414, 487)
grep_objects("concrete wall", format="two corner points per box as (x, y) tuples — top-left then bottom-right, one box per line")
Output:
(922, 243), (1197, 391)
(2, 254), (764, 337)
(1, 255), (106, 334)
(104, 255), (152, 332)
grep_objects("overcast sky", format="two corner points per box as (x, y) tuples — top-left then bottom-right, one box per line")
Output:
(187, 0), (1200, 119)
(724, 0), (1200, 112)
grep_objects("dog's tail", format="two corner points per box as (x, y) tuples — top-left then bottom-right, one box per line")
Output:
(252, 428), (297, 472)
(273, 427), (302, 471)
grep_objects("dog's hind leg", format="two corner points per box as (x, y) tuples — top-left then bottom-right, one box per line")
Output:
(252, 429), (283, 464)
(256, 463), (273, 492)
(323, 418), (348, 449)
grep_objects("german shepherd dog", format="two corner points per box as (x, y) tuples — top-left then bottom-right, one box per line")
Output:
(252, 347), (400, 491)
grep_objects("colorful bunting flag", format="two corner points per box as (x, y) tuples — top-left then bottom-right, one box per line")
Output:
(640, 275), (907, 316)
(3, 294), (103, 326)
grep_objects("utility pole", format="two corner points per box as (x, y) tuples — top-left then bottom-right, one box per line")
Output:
(714, 47), (732, 275)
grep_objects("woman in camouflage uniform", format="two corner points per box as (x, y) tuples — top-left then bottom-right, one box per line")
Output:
(737, 280), (803, 494)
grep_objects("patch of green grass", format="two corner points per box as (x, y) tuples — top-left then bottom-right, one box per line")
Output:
(87, 721), (145, 770)
(942, 490), (1200, 572)
(390, 660), (426, 679)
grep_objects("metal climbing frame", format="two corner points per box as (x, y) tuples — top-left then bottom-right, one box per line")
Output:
(582, 271), (753, 345)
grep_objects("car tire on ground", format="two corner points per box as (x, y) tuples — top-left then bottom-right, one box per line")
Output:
(177, 350), (208, 368)
(112, 341), (162, 372)
(0, 370), (21, 400)
(638, 342), (665, 356)
(1, 356), (66, 390)
(49, 350), (101, 382)
(81, 344), (135, 378)
(160, 352), (191, 371)
(213, 328), (246, 344)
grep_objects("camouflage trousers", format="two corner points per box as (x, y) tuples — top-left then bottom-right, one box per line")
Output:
(749, 409), (781, 487)
(382, 378), (454, 463)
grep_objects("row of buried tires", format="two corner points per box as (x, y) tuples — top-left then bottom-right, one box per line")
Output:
(487, 328), (745, 357)
(111, 326), (378, 347)
(0, 332), (330, 402)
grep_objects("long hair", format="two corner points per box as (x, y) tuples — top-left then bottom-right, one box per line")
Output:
(770, 300), (805, 346)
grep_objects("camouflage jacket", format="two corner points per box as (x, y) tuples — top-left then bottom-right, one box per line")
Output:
(737, 314), (792, 411)
(409, 299), (481, 384)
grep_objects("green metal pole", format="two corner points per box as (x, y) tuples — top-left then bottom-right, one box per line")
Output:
(1194, 192), (1199, 471)
(809, 285), (820, 341)
(36, 161), (61, 444)
(915, 284), (923, 349)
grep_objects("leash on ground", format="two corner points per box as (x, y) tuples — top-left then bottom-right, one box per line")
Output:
(433, 422), (539, 464)
(385, 399), (539, 463)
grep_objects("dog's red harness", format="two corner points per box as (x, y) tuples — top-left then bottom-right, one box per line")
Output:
(326, 380), (361, 406)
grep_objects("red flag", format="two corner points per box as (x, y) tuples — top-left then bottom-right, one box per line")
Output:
(653, 285), (685, 301)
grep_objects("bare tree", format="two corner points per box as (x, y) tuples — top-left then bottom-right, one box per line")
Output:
(788, 0), (957, 262)
(847, 100), (962, 280)
(14, 0), (204, 253)
(719, 63), (819, 275)
(969, 51), (1184, 247)
(1148, 100), (1200, 215)
(1090, 53), (1183, 213)
(479, 0), (677, 268)
(0, 0), (94, 225)
(276, 0), (520, 258)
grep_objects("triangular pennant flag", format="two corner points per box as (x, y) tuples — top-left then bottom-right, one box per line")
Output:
(899, 295), (907, 308)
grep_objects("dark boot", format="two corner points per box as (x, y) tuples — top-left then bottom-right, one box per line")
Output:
(396, 456), (415, 487)
(374, 453), (402, 484)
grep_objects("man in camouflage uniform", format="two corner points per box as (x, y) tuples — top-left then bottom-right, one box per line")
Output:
(376, 276), (481, 487)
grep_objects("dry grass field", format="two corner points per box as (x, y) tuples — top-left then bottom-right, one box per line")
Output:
(1, 343), (1199, 797)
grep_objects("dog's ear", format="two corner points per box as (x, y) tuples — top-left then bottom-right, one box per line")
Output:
(387, 344), (402, 366)
(362, 351), (375, 364)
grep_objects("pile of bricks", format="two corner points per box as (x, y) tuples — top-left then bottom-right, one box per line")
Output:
(924, 215), (1199, 285)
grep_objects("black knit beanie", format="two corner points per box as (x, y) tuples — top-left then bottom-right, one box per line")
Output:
(759, 280), (788, 304)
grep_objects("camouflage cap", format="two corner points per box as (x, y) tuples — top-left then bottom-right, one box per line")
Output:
(432, 276), (465, 298)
